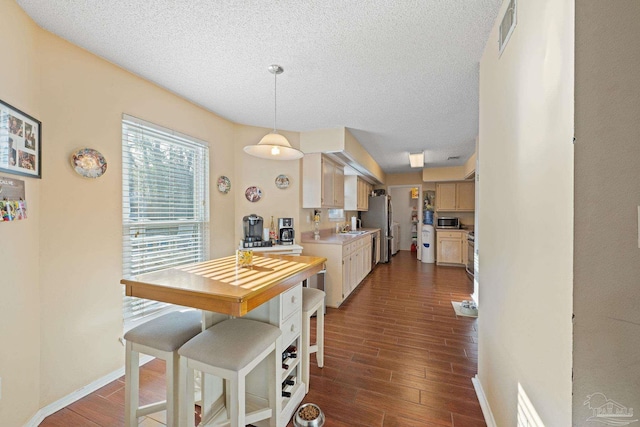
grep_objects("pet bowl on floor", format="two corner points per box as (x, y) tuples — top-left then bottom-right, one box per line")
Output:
(294, 403), (325, 427)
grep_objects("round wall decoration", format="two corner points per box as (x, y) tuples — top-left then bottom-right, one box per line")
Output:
(217, 176), (231, 194)
(245, 186), (262, 202)
(70, 148), (107, 178)
(275, 174), (290, 189)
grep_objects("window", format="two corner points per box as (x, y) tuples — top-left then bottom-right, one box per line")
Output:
(122, 115), (209, 327)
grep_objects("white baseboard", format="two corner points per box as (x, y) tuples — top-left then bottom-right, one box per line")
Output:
(472, 374), (497, 427)
(23, 355), (154, 427)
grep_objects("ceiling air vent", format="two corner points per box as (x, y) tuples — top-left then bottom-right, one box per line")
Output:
(447, 156), (460, 161)
(499, 0), (517, 56)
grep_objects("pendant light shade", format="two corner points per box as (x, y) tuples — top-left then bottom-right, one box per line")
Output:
(244, 65), (303, 160)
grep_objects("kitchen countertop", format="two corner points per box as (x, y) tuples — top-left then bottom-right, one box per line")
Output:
(238, 243), (304, 252)
(300, 228), (381, 245)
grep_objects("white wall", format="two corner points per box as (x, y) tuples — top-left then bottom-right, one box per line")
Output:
(573, 1), (640, 423)
(477, 0), (574, 425)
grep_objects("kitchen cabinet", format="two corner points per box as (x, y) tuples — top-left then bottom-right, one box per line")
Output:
(436, 230), (465, 265)
(461, 232), (469, 268)
(302, 232), (373, 308)
(435, 181), (475, 212)
(344, 176), (373, 211)
(303, 153), (345, 208)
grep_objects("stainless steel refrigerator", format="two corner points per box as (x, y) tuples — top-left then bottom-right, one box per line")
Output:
(361, 194), (393, 263)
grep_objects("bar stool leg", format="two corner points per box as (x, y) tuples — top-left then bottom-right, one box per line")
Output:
(166, 352), (180, 426)
(316, 301), (325, 368)
(124, 341), (139, 427)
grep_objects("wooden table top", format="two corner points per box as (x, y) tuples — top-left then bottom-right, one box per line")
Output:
(121, 254), (326, 317)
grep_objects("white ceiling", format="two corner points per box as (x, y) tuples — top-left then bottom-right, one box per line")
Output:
(17, 0), (501, 174)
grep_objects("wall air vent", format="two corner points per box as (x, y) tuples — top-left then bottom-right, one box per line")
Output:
(499, 0), (517, 56)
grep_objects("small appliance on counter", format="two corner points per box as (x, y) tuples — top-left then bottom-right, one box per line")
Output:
(242, 214), (272, 248)
(278, 217), (295, 245)
(436, 216), (460, 229)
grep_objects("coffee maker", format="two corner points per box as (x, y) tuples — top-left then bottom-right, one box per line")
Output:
(278, 218), (295, 245)
(242, 214), (271, 248)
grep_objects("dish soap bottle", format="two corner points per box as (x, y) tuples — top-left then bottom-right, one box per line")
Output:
(269, 216), (277, 244)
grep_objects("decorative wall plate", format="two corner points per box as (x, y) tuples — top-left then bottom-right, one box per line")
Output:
(217, 176), (231, 194)
(70, 148), (107, 178)
(275, 174), (290, 189)
(245, 186), (262, 202)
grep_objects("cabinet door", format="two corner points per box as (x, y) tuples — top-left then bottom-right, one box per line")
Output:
(342, 254), (351, 301)
(322, 158), (335, 207)
(436, 183), (457, 211)
(364, 242), (372, 276)
(438, 238), (462, 264)
(456, 182), (475, 211)
(462, 236), (469, 267)
(333, 165), (344, 207)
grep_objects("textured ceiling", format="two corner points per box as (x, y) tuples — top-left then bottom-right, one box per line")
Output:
(17, 0), (501, 174)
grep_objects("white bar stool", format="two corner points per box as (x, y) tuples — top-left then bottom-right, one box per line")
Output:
(178, 318), (282, 427)
(124, 310), (202, 427)
(301, 287), (325, 393)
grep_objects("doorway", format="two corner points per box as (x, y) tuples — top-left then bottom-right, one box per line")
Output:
(388, 184), (423, 258)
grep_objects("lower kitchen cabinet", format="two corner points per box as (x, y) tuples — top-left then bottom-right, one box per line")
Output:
(303, 232), (374, 308)
(436, 230), (466, 266)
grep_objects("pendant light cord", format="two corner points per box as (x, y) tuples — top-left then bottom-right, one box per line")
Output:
(273, 70), (278, 133)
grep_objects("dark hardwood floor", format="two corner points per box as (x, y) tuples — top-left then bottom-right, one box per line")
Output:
(40, 250), (484, 427)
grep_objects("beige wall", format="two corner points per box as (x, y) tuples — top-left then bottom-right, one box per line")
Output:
(573, 1), (640, 423)
(234, 124), (301, 243)
(0, 3), (42, 425)
(0, 1), (278, 422)
(385, 172), (423, 186)
(36, 29), (237, 407)
(477, 0), (574, 425)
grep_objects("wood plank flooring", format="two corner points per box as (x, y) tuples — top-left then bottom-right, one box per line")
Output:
(40, 250), (484, 427)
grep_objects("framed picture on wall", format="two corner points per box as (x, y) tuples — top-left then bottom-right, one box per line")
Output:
(0, 99), (42, 179)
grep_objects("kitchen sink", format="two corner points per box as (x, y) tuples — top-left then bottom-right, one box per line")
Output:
(342, 230), (367, 235)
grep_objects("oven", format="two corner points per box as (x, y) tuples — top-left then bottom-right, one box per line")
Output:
(466, 232), (474, 278)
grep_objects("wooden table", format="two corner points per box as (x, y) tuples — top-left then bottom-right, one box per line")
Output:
(121, 254), (326, 317)
(121, 253), (327, 427)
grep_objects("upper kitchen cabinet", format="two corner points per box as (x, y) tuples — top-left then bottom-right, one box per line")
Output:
(435, 181), (475, 212)
(303, 153), (345, 208)
(344, 175), (373, 211)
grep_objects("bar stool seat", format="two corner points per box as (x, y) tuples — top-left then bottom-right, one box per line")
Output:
(124, 310), (202, 427)
(301, 287), (325, 393)
(179, 318), (282, 427)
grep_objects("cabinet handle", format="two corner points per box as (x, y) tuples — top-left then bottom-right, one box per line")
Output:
(290, 324), (297, 332)
(291, 296), (297, 304)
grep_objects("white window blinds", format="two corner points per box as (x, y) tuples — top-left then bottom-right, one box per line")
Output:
(122, 115), (209, 325)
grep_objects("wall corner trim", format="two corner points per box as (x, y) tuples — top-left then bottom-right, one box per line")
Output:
(472, 375), (497, 427)
(22, 355), (154, 427)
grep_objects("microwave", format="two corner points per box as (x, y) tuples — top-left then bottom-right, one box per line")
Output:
(437, 217), (460, 229)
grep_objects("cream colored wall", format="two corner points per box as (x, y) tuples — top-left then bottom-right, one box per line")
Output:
(385, 172), (423, 186)
(234, 125), (301, 244)
(478, 0), (574, 425)
(573, 1), (640, 423)
(422, 166), (466, 182)
(0, 3), (42, 425)
(36, 30), (236, 406)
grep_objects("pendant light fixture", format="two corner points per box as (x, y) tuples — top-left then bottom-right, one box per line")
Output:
(243, 64), (304, 160)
